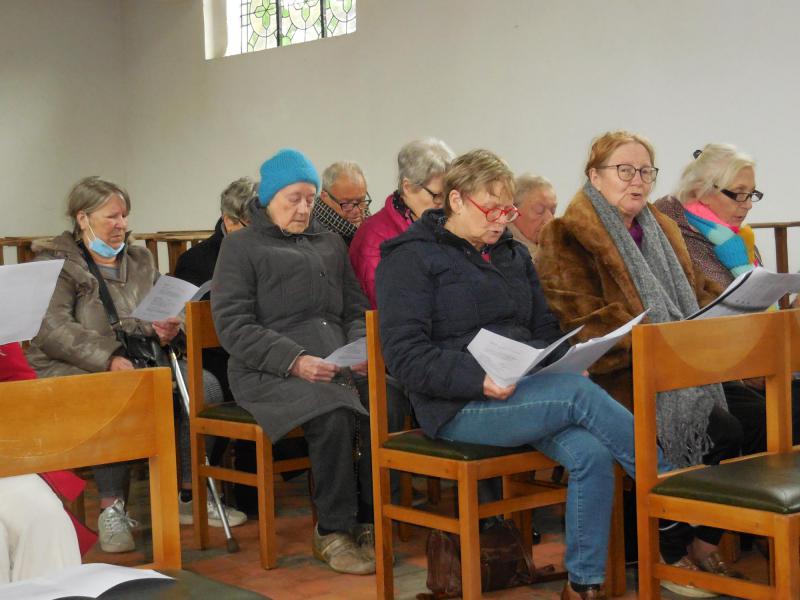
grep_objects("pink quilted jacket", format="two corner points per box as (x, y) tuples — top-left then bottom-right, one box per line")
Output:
(349, 193), (411, 308)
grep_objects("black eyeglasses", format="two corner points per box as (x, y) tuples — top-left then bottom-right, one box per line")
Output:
(714, 185), (763, 203)
(464, 195), (520, 223)
(324, 190), (372, 211)
(596, 164), (659, 184)
(420, 184), (445, 204)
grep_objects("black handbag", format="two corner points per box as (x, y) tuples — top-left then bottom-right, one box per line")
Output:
(80, 243), (169, 369)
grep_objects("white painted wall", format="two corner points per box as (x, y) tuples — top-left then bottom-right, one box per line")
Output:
(4, 0), (800, 270)
(0, 0), (126, 262)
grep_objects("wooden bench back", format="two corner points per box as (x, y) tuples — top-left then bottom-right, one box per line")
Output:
(0, 368), (181, 569)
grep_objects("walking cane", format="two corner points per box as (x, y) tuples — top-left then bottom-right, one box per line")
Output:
(168, 346), (239, 553)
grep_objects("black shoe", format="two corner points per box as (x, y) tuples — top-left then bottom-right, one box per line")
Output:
(532, 526), (542, 545)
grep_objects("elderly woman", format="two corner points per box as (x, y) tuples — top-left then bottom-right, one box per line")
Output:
(509, 173), (558, 259)
(655, 144), (799, 450)
(349, 138), (454, 307)
(537, 131), (751, 595)
(212, 149), (408, 576)
(26, 176), (243, 555)
(376, 149), (656, 600)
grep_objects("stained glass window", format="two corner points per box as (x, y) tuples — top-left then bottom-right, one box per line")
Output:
(235, 0), (356, 56)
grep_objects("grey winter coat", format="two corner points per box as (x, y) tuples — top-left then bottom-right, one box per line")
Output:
(25, 232), (159, 377)
(211, 205), (369, 441)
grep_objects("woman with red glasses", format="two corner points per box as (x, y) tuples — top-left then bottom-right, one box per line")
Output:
(376, 149), (657, 600)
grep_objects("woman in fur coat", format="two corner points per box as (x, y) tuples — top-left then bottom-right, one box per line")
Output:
(537, 131), (750, 595)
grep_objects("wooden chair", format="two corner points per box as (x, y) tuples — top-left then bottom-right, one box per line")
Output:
(0, 368), (181, 570)
(633, 310), (800, 599)
(366, 310), (626, 599)
(185, 300), (312, 569)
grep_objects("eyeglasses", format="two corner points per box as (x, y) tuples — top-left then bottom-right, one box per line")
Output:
(324, 190), (372, 211)
(464, 195), (519, 223)
(596, 164), (659, 184)
(714, 185), (763, 203)
(420, 184), (445, 204)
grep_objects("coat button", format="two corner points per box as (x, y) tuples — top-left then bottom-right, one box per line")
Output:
(320, 271), (325, 277)
(322, 320), (327, 326)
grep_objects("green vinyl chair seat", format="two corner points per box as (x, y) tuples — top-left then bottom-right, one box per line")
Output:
(653, 451), (800, 514)
(198, 402), (257, 425)
(383, 429), (530, 461)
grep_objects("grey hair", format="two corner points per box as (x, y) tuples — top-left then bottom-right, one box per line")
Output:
(321, 161), (367, 191)
(397, 138), (455, 191)
(675, 143), (756, 205)
(220, 177), (257, 222)
(513, 173), (553, 207)
(66, 176), (130, 237)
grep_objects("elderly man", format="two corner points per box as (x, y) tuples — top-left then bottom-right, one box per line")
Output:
(509, 174), (557, 259)
(312, 161), (371, 245)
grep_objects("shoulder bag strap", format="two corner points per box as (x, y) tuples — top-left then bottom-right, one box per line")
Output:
(78, 241), (121, 328)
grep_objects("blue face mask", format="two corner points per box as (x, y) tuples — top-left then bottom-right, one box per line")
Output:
(87, 223), (125, 258)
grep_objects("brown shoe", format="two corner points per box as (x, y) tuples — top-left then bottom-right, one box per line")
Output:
(561, 581), (606, 599)
(696, 551), (746, 579)
(312, 526), (375, 575)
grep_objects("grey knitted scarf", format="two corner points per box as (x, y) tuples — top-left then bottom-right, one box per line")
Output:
(584, 182), (727, 467)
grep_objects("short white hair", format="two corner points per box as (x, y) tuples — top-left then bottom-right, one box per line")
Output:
(396, 138), (455, 191)
(513, 173), (553, 207)
(675, 143), (756, 204)
(322, 161), (367, 191)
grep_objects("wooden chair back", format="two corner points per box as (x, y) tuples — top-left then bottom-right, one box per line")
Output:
(633, 310), (798, 598)
(0, 368), (180, 569)
(185, 300), (219, 417)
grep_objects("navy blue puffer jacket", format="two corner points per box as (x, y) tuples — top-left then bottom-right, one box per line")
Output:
(375, 209), (566, 437)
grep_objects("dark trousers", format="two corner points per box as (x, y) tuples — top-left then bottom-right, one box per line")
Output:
(660, 404), (744, 563)
(304, 375), (409, 533)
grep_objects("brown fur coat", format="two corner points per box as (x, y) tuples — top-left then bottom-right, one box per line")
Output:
(536, 189), (722, 410)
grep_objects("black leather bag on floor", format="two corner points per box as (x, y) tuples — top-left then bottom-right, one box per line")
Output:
(423, 518), (536, 599)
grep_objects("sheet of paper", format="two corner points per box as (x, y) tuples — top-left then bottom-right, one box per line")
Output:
(688, 267), (800, 319)
(0, 563), (173, 600)
(536, 311), (648, 376)
(131, 275), (199, 321)
(324, 337), (367, 367)
(467, 327), (581, 387)
(0, 260), (64, 345)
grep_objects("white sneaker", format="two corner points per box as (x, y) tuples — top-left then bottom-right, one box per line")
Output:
(178, 497), (247, 528)
(98, 499), (137, 553)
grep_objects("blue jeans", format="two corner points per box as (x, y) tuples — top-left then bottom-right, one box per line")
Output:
(439, 373), (668, 585)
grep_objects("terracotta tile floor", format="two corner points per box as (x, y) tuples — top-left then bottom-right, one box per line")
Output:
(82, 470), (769, 599)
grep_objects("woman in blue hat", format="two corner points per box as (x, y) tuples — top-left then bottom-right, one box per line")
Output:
(212, 149), (405, 576)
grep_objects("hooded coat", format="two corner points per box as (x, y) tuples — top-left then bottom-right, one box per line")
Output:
(25, 232), (159, 377)
(536, 190), (721, 410)
(375, 209), (566, 438)
(211, 205), (369, 441)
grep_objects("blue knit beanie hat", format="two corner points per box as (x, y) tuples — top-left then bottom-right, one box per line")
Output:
(257, 148), (320, 207)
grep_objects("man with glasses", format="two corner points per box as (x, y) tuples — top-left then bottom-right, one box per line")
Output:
(313, 161), (371, 245)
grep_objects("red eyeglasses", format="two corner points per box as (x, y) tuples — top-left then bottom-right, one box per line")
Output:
(464, 195), (519, 223)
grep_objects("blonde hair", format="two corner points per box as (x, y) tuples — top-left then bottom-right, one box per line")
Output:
(66, 176), (130, 237)
(443, 149), (515, 217)
(584, 130), (656, 178)
(675, 143), (755, 204)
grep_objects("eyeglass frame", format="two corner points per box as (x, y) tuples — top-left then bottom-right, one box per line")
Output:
(713, 185), (763, 203)
(323, 189), (372, 212)
(420, 184), (445, 204)
(463, 194), (520, 223)
(595, 163), (659, 184)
